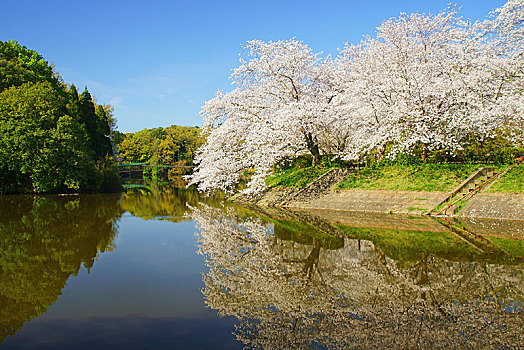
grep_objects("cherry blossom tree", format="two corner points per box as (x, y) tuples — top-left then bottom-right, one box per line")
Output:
(474, 0), (524, 144)
(189, 39), (340, 194)
(337, 2), (524, 161)
(189, 1), (524, 194)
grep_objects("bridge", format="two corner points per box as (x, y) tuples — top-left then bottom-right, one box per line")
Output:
(118, 163), (194, 183)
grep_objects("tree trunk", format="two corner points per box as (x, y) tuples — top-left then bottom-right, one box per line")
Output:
(303, 240), (321, 279)
(415, 253), (429, 286)
(304, 132), (321, 166)
(421, 143), (427, 162)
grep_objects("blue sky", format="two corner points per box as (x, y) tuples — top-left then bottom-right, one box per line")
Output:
(1, 0), (506, 133)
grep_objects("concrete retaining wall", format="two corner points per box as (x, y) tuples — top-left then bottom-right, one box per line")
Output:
(459, 193), (524, 221)
(254, 188), (524, 222)
(287, 189), (449, 215)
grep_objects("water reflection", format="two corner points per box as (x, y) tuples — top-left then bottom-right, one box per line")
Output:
(0, 188), (242, 349)
(190, 205), (524, 349)
(120, 186), (226, 222)
(0, 194), (123, 343)
(2, 188), (523, 349)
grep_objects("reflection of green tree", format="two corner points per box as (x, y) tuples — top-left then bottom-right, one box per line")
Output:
(192, 205), (524, 349)
(260, 216), (343, 250)
(0, 194), (123, 343)
(120, 187), (227, 222)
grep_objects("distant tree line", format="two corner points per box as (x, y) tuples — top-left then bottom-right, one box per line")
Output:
(0, 40), (119, 193)
(115, 125), (205, 180)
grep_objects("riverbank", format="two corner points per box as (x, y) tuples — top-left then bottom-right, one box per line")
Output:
(284, 189), (524, 221)
(232, 163), (524, 221)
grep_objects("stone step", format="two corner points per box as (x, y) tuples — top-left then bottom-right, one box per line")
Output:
(429, 166), (496, 215)
(283, 168), (355, 205)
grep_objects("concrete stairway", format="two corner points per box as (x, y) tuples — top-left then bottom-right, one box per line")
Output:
(429, 167), (496, 216)
(281, 168), (355, 206)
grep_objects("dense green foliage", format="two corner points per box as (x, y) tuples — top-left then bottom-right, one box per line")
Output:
(0, 40), (119, 193)
(0, 40), (60, 92)
(117, 125), (204, 180)
(456, 137), (524, 165)
(336, 163), (500, 192)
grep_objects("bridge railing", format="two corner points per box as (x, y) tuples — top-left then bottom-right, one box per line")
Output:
(118, 163), (194, 168)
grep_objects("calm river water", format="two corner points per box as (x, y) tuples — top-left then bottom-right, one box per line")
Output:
(0, 187), (523, 349)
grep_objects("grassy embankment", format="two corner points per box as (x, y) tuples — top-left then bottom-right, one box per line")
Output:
(336, 163), (504, 192)
(266, 166), (330, 189)
(486, 165), (524, 193)
(269, 162), (523, 193)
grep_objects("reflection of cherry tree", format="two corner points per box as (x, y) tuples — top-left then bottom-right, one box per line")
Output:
(190, 204), (524, 349)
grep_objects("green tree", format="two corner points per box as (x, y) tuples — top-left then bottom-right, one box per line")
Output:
(118, 125), (204, 166)
(117, 125), (205, 182)
(0, 41), (119, 193)
(118, 127), (164, 163)
(0, 40), (61, 93)
(0, 82), (93, 192)
(79, 88), (101, 158)
(95, 104), (114, 156)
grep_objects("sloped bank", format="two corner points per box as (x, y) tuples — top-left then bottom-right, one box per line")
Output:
(286, 189), (448, 215)
(286, 190), (524, 221)
(231, 166), (524, 221)
(277, 187), (524, 221)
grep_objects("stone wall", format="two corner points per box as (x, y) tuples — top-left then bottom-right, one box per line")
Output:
(289, 189), (449, 215)
(460, 193), (524, 221)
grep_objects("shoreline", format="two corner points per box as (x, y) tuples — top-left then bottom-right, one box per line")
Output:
(233, 187), (524, 222)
